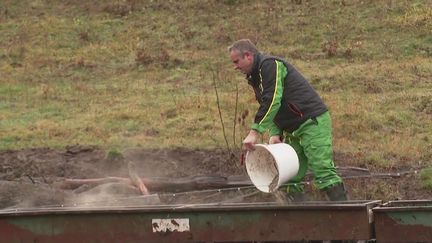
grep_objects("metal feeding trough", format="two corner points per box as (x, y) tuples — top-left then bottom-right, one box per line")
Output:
(0, 200), (380, 242)
(373, 200), (432, 243)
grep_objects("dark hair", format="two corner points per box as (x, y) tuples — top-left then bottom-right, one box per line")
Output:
(228, 39), (258, 56)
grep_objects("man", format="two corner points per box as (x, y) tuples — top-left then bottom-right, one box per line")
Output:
(228, 39), (347, 201)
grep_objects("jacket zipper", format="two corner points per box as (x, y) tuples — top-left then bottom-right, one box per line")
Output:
(288, 103), (304, 117)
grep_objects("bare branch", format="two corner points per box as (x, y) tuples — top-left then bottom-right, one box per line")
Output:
(233, 82), (239, 149)
(212, 71), (231, 155)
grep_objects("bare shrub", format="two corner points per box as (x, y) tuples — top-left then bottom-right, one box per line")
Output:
(103, 1), (135, 17)
(344, 41), (363, 58)
(214, 27), (232, 44)
(135, 48), (183, 68)
(362, 79), (383, 94)
(78, 31), (90, 42)
(135, 49), (153, 66)
(322, 40), (338, 57)
(414, 96), (432, 114)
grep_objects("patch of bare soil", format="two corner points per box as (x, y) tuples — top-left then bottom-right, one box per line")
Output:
(0, 145), (429, 209)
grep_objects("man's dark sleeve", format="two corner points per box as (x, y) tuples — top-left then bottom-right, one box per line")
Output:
(251, 59), (286, 135)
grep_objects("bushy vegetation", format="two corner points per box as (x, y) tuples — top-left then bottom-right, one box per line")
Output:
(0, 0), (431, 170)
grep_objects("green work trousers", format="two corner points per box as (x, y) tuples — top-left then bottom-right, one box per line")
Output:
(284, 111), (342, 193)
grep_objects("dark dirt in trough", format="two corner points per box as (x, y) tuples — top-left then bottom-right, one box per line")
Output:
(0, 145), (429, 209)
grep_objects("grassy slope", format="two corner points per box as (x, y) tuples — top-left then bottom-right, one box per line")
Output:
(0, 0), (431, 171)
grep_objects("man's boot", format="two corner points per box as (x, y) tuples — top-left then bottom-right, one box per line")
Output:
(326, 184), (350, 243)
(325, 183), (348, 201)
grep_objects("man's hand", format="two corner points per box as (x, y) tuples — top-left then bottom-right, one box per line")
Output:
(242, 130), (259, 151)
(269, 135), (282, 144)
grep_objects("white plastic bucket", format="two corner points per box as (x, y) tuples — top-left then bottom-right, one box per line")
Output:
(245, 143), (299, 193)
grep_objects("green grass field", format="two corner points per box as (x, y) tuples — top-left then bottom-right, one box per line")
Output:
(1, 0), (431, 172)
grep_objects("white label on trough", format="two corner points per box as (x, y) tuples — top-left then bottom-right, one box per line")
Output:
(152, 218), (190, 233)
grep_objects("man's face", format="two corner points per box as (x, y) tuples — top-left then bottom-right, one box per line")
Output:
(230, 50), (254, 75)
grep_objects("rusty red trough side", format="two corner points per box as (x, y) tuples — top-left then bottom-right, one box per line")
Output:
(0, 201), (380, 243)
(373, 200), (432, 243)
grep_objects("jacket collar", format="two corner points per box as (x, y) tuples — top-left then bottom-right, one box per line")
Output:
(246, 52), (262, 85)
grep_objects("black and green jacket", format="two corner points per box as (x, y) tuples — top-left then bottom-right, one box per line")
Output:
(247, 52), (328, 135)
